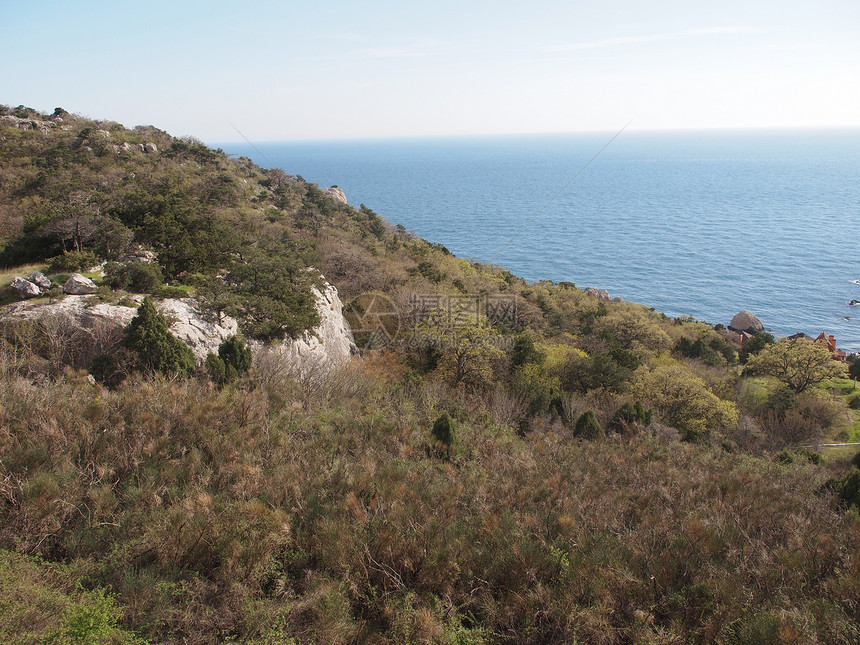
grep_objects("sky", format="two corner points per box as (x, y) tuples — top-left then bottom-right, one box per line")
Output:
(2, 0), (859, 142)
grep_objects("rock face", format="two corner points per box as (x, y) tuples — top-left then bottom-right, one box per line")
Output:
(265, 282), (356, 374)
(728, 310), (764, 334)
(158, 298), (239, 362)
(10, 277), (41, 298)
(321, 186), (347, 204)
(1, 278), (356, 373)
(63, 273), (98, 295)
(30, 271), (52, 289)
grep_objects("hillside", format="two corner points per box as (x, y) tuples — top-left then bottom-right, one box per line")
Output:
(2, 104), (860, 644)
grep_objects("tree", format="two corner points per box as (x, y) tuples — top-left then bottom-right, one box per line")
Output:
(218, 334), (251, 380)
(631, 361), (738, 440)
(738, 331), (775, 364)
(432, 412), (457, 457)
(423, 314), (505, 387)
(123, 298), (195, 377)
(573, 410), (603, 440)
(745, 338), (848, 393)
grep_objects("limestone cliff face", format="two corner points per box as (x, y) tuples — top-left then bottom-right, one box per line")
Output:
(257, 281), (356, 374)
(1, 279), (355, 372)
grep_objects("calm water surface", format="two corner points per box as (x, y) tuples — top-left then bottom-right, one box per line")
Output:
(219, 129), (860, 352)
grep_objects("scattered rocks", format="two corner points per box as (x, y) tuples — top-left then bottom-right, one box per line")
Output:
(584, 287), (611, 301)
(63, 273), (98, 295)
(728, 310), (764, 334)
(29, 271), (52, 289)
(0, 115), (52, 133)
(9, 277), (41, 298)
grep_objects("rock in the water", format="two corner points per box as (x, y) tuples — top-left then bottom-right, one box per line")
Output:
(63, 273), (98, 295)
(849, 300), (860, 306)
(10, 277), (41, 298)
(30, 271), (52, 289)
(728, 310), (764, 334)
(321, 186), (347, 204)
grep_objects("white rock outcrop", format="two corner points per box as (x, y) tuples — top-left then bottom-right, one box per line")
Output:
(259, 282), (355, 374)
(321, 186), (348, 204)
(1, 279), (355, 373)
(158, 298), (239, 362)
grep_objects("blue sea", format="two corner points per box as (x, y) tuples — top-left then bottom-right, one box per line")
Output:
(218, 129), (860, 353)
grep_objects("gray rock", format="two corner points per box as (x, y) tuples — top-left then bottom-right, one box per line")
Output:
(10, 277), (41, 298)
(728, 310), (764, 334)
(63, 273), (98, 295)
(584, 287), (611, 301)
(96, 129), (111, 139)
(321, 186), (347, 204)
(133, 143), (145, 153)
(144, 142), (158, 154)
(30, 271), (52, 289)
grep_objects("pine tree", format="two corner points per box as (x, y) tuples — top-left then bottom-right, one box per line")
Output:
(124, 297), (195, 377)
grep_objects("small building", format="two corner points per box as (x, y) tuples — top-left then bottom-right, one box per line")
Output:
(815, 332), (847, 360)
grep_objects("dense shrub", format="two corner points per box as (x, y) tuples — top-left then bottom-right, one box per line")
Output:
(105, 261), (163, 293)
(47, 250), (99, 273)
(123, 297), (194, 376)
(573, 409), (603, 439)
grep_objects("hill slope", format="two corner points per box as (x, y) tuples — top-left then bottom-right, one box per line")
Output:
(2, 104), (860, 644)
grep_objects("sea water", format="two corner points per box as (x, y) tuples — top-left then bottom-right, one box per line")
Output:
(218, 129), (860, 352)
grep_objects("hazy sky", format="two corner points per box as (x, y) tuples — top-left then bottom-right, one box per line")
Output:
(2, 0), (858, 142)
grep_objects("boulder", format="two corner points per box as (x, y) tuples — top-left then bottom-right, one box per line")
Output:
(10, 277), (41, 298)
(728, 310), (764, 334)
(30, 271), (52, 289)
(584, 287), (611, 301)
(321, 186), (347, 204)
(144, 142), (158, 154)
(63, 273), (98, 295)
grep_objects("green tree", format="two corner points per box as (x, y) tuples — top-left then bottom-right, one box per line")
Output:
(416, 310), (505, 386)
(631, 361), (738, 440)
(738, 331), (775, 364)
(218, 334), (252, 380)
(745, 338), (848, 393)
(123, 297), (195, 376)
(432, 412), (457, 457)
(573, 410), (603, 440)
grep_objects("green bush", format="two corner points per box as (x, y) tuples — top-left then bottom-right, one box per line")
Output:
(219, 335), (251, 375)
(123, 297), (195, 377)
(105, 261), (163, 293)
(47, 250), (99, 273)
(573, 409), (603, 440)
(432, 412), (457, 455)
(608, 401), (652, 434)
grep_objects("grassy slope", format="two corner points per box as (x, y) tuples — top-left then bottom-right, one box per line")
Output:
(2, 105), (860, 644)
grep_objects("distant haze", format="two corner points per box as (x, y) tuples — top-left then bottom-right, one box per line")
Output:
(2, 1), (858, 142)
